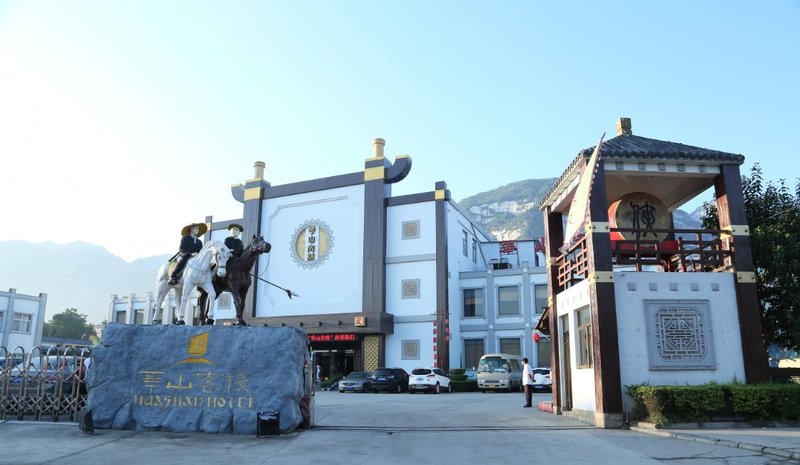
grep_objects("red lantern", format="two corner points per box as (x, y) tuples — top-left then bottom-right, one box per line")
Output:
(445, 335), (450, 342)
(533, 332), (540, 343)
(433, 321), (437, 326)
(433, 328), (437, 334)
(433, 337), (437, 343)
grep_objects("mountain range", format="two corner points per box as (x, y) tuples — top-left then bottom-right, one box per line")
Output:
(0, 240), (169, 325)
(1, 178), (703, 324)
(456, 178), (705, 241)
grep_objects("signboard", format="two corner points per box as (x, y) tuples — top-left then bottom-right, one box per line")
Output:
(308, 333), (357, 342)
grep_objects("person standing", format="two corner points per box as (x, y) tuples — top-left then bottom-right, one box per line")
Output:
(225, 223), (245, 259)
(522, 357), (534, 408)
(168, 222), (207, 285)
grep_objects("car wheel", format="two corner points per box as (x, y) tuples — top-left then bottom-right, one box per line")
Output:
(409, 389), (415, 394)
(434, 383), (440, 394)
(481, 389), (486, 393)
(339, 390), (344, 393)
(446, 383), (451, 393)
(395, 383), (402, 394)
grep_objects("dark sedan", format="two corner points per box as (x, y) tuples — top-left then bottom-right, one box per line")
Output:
(338, 371), (373, 393)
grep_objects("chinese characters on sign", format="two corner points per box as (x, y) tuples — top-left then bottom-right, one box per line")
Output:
(307, 333), (356, 342)
(133, 369), (253, 410)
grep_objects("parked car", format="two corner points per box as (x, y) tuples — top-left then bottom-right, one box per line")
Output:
(532, 367), (552, 392)
(7, 355), (80, 394)
(338, 371), (373, 393)
(370, 368), (409, 393)
(408, 367), (451, 394)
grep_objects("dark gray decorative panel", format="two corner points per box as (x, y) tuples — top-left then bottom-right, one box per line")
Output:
(402, 339), (420, 360)
(402, 220), (420, 240)
(644, 300), (716, 370)
(402, 279), (420, 299)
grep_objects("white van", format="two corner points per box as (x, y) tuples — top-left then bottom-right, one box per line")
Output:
(476, 353), (523, 393)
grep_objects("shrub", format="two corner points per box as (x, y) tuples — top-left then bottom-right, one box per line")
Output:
(729, 383), (800, 421)
(449, 368), (468, 382)
(627, 383), (725, 424)
(450, 380), (478, 392)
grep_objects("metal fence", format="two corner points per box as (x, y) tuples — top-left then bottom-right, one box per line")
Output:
(0, 345), (92, 422)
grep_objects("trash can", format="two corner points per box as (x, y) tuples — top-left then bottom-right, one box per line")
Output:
(256, 411), (280, 437)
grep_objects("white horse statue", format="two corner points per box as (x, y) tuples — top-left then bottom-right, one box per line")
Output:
(152, 239), (231, 325)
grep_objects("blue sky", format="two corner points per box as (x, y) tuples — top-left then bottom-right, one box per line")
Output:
(1, 1), (798, 262)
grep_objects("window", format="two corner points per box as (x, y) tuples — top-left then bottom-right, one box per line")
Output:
(472, 239), (478, 263)
(0, 311), (4, 331)
(463, 288), (485, 317)
(134, 309), (144, 325)
(499, 337), (521, 356)
(402, 340), (420, 360)
(536, 338), (552, 367)
(534, 284), (548, 314)
(464, 338), (484, 370)
(12, 313), (32, 333)
(218, 292), (232, 310)
(498, 286), (520, 316)
(115, 311), (126, 324)
(577, 307), (593, 368)
(462, 230), (468, 256)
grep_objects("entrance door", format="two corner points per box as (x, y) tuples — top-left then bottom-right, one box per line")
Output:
(560, 315), (572, 411)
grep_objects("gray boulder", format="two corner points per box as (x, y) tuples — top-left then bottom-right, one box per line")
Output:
(87, 324), (310, 434)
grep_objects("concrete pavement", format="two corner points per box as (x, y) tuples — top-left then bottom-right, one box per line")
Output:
(631, 423), (800, 461)
(2, 391), (800, 464)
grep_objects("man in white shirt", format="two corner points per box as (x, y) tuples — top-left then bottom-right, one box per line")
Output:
(522, 357), (534, 408)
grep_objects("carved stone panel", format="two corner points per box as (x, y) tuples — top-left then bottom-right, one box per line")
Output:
(644, 300), (716, 370)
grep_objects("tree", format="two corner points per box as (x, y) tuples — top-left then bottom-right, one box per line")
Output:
(43, 308), (97, 340)
(702, 164), (800, 351)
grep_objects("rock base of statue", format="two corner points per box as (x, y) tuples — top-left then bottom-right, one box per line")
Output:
(86, 324), (310, 434)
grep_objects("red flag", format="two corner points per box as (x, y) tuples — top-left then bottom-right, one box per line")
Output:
(499, 241), (517, 254)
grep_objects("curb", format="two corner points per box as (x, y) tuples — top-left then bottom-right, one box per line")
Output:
(629, 426), (800, 461)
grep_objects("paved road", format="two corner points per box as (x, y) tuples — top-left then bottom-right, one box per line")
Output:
(1, 391), (795, 464)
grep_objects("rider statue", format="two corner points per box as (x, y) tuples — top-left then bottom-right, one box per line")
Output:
(225, 223), (244, 259)
(168, 222), (207, 285)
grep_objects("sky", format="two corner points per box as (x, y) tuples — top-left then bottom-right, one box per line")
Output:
(1, 1), (798, 263)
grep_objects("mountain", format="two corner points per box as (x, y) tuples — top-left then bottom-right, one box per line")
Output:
(0, 241), (169, 324)
(457, 178), (556, 241)
(457, 178), (703, 241)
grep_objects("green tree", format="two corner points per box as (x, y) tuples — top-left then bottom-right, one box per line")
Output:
(43, 308), (97, 340)
(702, 164), (800, 350)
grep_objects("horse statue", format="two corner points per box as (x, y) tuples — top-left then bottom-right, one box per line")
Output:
(198, 235), (271, 326)
(152, 239), (232, 325)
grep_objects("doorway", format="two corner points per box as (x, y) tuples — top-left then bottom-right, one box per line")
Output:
(560, 314), (572, 411)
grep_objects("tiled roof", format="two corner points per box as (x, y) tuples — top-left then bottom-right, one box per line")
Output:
(577, 134), (744, 162)
(540, 133), (744, 209)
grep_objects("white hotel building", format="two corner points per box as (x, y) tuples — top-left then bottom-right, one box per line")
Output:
(110, 138), (549, 378)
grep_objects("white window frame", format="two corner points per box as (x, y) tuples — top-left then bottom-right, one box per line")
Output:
(497, 285), (521, 316)
(462, 288), (485, 318)
(12, 312), (32, 334)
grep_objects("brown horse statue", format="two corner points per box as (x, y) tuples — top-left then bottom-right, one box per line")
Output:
(198, 235), (271, 326)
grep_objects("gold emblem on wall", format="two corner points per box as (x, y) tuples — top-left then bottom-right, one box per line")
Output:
(291, 219), (334, 269)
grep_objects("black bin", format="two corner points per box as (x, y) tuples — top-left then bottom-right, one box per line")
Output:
(256, 411), (280, 437)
